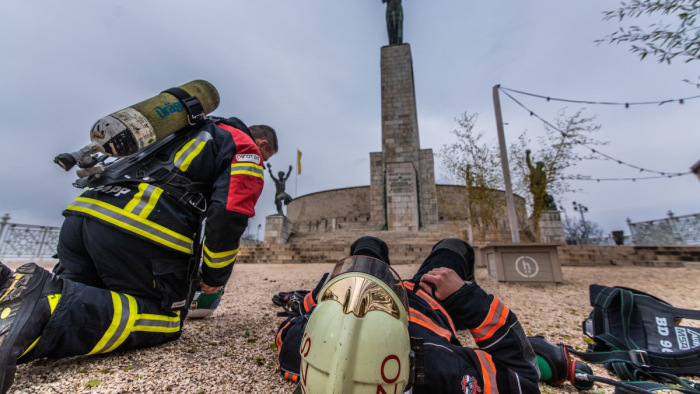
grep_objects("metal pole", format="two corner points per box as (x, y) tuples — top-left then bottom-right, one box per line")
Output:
(492, 85), (521, 243)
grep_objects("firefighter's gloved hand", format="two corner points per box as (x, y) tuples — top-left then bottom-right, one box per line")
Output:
(272, 290), (309, 317)
(418, 268), (466, 301)
(528, 335), (594, 390)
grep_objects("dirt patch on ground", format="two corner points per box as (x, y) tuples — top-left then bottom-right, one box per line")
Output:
(9, 262), (700, 393)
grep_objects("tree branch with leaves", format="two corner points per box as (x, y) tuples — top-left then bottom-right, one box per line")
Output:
(598, 0), (700, 64)
(440, 113), (510, 241)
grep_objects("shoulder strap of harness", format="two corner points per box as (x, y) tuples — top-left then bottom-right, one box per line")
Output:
(569, 285), (700, 391)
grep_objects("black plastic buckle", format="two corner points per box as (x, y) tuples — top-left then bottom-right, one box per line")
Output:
(181, 95), (205, 125)
(162, 87), (206, 125)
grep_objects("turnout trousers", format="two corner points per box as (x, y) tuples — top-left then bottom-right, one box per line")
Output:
(21, 215), (195, 362)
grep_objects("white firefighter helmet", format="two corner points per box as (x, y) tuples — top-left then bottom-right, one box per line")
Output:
(299, 256), (412, 393)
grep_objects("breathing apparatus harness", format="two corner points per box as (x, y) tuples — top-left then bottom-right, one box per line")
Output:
(567, 285), (700, 393)
(71, 88), (251, 216)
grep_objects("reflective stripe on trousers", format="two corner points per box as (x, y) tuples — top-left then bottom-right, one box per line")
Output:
(89, 291), (181, 355)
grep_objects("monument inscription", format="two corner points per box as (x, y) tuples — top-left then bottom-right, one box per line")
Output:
(388, 171), (413, 193)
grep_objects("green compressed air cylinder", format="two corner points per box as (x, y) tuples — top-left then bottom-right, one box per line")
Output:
(89, 79), (220, 157)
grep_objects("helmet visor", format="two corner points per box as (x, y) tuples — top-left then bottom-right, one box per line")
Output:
(321, 256), (409, 319)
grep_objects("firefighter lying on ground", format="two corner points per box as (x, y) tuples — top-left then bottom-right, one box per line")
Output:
(273, 236), (542, 393)
(0, 117), (278, 394)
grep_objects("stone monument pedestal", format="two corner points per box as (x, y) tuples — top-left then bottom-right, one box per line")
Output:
(386, 162), (419, 231)
(265, 215), (292, 245)
(538, 210), (566, 244)
(480, 243), (563, 283)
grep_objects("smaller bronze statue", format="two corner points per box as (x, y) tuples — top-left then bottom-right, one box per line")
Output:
(268, 164), (293, 216)
(382, 0), (404, 45)
(543, 193), (557, 211)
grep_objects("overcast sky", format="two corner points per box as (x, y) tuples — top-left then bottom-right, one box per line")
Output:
(1, 1), (698, 240)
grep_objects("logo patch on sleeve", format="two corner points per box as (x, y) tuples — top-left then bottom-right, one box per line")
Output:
(461, 375), (482, 394)
(235, 154), (260, 163)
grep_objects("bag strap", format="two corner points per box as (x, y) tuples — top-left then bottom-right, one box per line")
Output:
(589, 286), (636, 351)
(162, 87), (206, 125)
(569, 346), (700, 375)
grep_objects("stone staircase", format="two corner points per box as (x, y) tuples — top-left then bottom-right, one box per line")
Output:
(237, 229), (460, 265)
(239, 237), (700, 268)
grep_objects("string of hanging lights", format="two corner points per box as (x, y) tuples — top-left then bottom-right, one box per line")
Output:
(498, 87), (694, 181)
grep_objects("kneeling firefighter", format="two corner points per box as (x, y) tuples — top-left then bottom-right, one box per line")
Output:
(0, 80), (279, 393)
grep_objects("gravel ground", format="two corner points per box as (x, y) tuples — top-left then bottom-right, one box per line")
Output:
(7, 261), (700, 394)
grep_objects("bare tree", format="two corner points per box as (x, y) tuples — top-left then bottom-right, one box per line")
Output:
(440, 113), (509, 241)
(562, 215), (606, 245)
(441, 110), (605, 242)
(508, 109), (606, 241)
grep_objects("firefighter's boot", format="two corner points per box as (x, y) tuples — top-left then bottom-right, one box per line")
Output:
(0, 263), (62, 394)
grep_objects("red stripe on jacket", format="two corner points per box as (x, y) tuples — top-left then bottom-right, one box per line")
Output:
(218, 123), (264, 217)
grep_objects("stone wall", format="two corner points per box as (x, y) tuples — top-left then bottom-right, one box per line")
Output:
(557, 245), (700, 267)
(239, 242), (700, 267)
(285, 186), (376, 234)
(436, 185), (528, 243)
(284, 184), (527, 241)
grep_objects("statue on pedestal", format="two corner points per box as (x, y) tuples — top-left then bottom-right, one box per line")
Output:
(526, 150), (549, 241)
(268, 164), (293, 216)
(382, 0), (403, 45)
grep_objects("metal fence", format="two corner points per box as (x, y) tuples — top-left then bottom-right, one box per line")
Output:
(628, 212), (700, 246)
(0, 215), (60, 260)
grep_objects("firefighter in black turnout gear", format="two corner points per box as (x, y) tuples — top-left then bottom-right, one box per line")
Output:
(274, 236), (541, 393)
(0, 116), (278, 393)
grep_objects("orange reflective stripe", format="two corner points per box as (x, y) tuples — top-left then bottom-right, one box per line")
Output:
(303, 292), (316, 312)
(409, 308), (452, 341)
(284, 371), (299, 382)
(402, 281), (457, 334)
(415, 288), (457, 333)
(471, 298), (509, 342)
(276, 321), (291, 354)
(475, 350), (498, 394)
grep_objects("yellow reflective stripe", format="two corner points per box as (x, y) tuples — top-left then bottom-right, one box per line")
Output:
(66, 197), (193, 254)
(20, 338), (39, 359)
(124, 184), (163, 218)
(231, 163), (264, 179)
(173, 139), (196, 169)
(105, 294), (139, 353)
(203, 244), (238, 269)
(139, 187), (162, 218)
(133, 311), (181, 333)
(124, 183), (148, 212)
(174, 131), (211, 172)
(175, 140), (206, 172)
(88, 293), (181, 355)
(47, 294), (61, 313)
(88, 292), (130, 355)
(19, 294), (62, 359)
